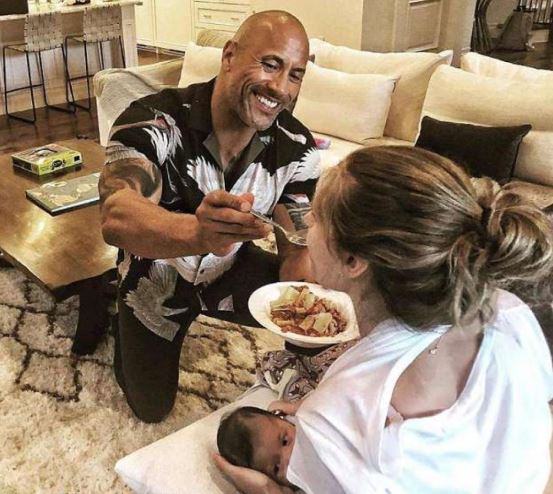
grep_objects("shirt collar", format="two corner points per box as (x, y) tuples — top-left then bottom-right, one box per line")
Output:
(190, 78), (267, 169)
(188, 78), (216, 134)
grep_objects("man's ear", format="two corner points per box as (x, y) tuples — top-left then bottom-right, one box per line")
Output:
(221, 40), (237, 71)
(342, 253), (369, 279)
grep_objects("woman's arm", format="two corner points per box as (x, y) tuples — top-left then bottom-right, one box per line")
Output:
(213, 454), (296, 494)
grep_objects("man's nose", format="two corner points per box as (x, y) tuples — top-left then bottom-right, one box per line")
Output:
(267, 71), (289, 99)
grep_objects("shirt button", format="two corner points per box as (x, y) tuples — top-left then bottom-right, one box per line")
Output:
(199, 269), (205, 274)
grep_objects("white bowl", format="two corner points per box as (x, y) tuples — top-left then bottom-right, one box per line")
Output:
(248, 281), (359, 348)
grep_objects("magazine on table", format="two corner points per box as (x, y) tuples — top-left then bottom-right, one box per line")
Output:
(25, 172), (101, 215)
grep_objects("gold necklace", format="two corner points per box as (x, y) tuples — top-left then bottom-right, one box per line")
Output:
(428, 332), (445, 355)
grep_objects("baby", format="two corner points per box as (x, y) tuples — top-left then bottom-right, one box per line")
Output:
(217, 406), (296, 488)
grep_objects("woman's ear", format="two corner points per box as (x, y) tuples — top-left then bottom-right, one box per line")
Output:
(342, 253), (368, 279)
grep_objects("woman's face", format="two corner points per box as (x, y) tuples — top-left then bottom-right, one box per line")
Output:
(305, 211), (351, 293)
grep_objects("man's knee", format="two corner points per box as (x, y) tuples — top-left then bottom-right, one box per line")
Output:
(121, 382), (177, 423)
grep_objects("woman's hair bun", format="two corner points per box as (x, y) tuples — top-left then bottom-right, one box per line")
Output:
(471, 177), (553, 285)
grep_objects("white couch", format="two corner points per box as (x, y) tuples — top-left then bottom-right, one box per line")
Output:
(94, 42), (553, 207)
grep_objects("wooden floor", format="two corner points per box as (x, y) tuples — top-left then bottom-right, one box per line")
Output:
(489, 40), (553, 70)
(0, 48), (181, 155)
(135, 45), (182, 65)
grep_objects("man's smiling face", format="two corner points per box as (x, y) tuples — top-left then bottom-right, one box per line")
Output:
(221, 18), (309, 131)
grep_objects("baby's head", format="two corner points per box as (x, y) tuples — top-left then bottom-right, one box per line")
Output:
(217, 406), (296, 486)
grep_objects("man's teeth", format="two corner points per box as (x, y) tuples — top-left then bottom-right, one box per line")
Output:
(256, 94), (278, 109)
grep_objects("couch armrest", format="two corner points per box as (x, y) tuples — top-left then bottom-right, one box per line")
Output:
(94, 58), (184, 145)
(94, 58), (184, 98)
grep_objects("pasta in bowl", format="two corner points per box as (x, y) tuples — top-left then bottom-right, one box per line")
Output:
(248, 282), (360, 348)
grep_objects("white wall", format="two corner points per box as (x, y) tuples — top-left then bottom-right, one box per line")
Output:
(487, 0), (518, 26)
(360, 0), (398, 52)
(439, 0), (478, 65)
(255, 0), (475, 60)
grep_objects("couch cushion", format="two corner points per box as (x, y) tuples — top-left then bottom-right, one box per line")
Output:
(416, 116), (532, 184)
(421, 65), (553, 186)
(309, 39), (452, 142)
(115, 386), (276, 494)
(312, 132), (411, 170)
(461, 52), (553, 84)
(294, 62), (398, 144)
(178, 42), (222, 88)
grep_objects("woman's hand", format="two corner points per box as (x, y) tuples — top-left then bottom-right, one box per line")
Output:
(213, 454), (295, 494)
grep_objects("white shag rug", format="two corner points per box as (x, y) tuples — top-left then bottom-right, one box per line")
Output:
(0, 267), (282, 493)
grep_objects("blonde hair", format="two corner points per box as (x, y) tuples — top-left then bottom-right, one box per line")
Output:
(313, 146), (553, 330)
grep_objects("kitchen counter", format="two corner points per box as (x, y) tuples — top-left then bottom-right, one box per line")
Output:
(0, 0), (143, 116)
(0, 0), (142, 22)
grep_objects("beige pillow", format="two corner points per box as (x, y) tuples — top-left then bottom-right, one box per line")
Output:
(309, 39), (452, 142)
(461, 52), (553, 84)
(294, 62), (398, 144)
(178, 42), (222, 88)
(421, 65), (553, 186)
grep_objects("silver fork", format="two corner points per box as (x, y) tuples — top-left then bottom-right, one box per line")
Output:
(250, 209), (307, 246)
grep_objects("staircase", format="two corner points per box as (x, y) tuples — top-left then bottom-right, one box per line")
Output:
(518, 0), (553, 27)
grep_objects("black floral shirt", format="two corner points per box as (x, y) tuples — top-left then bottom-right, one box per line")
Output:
(105, 79), (320, 340)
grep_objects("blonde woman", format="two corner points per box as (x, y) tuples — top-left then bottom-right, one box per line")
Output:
(215, 146), (553, 494)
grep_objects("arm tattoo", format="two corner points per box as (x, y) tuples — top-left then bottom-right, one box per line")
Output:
(283, 202), (311, 231)
(99, 158), (162, 204)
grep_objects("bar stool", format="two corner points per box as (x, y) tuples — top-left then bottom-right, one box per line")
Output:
(2, 11), (76, 124)
(65, 4), (126, 111)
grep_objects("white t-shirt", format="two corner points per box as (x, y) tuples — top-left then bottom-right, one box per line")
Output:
(287, 290), (553, 494)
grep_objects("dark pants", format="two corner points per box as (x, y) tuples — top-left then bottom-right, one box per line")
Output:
(114, 243), (279, 423)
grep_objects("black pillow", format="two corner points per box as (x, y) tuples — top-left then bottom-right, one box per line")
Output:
(415, 116), (532, 184)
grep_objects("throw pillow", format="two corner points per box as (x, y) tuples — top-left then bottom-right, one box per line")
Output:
(461, 52), (553, 84)
(416, 116), (531, 184)
(115, 386), (276, 494)
(421, 65), (553, 186)
(293, 61), (398, 144)
(178, 42), (222, 88)
(309, 38), (452, 142)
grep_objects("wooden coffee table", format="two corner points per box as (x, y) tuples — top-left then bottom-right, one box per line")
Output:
(0, 138), (117, 354)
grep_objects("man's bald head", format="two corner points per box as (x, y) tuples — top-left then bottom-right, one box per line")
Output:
(232, 10), (309, 51)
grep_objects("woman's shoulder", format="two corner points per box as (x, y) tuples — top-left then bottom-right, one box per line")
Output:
(487, 289), (553, 395)
(494, 288), (528, 312)
(490, 289), (543, 341)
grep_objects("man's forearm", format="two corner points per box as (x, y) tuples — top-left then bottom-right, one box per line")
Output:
(101, 188), (207, 258)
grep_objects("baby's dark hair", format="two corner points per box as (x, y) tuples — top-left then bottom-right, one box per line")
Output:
(217, 406), (277, 468)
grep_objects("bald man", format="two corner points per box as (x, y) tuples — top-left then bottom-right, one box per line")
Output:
(98, 11), (320, 422)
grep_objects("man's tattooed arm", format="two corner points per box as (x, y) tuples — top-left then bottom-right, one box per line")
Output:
(99, 157), (162, 205)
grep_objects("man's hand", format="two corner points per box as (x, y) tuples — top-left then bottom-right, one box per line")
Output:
(196, 191), (271, 256)
(213, 454), (295, 494)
